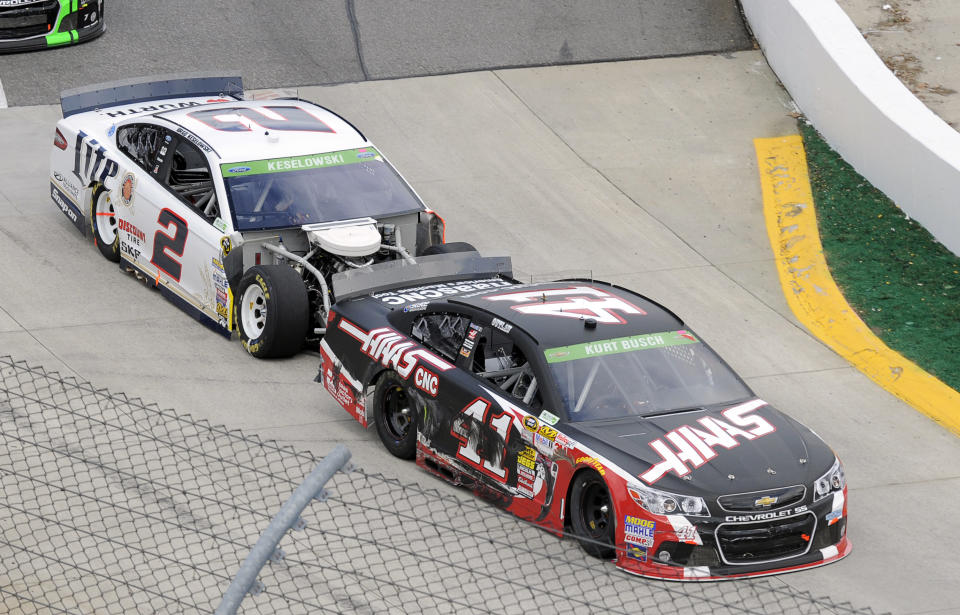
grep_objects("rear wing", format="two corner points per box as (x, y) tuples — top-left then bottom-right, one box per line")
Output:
(60, 72), (243, 118)
(332, 252), (513, 302)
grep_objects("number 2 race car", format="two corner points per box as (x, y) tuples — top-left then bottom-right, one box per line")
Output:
(50, 73), (446, 357)
(0, 0), (104, 53)
(318, 254), (850, 580)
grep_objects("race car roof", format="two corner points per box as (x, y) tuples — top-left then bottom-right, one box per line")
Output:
(448, 281), (685, 348)
(157, 100), (369, 164)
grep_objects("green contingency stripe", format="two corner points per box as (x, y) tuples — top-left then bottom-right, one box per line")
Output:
(220, 147), (382, 178)
(544, 330), (699, 364)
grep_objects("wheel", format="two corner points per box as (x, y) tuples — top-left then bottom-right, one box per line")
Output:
(373, 371), (417, 459)
(235, 265), (309, 358)
(570, 470), (616, 559)
(421, 241), (477, 256)
(89, 185), (119, 262)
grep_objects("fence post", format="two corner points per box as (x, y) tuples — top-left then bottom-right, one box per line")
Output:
(215, 444), (352, 615)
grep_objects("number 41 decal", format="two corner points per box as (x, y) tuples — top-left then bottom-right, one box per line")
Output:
(453, 398), (512, 481)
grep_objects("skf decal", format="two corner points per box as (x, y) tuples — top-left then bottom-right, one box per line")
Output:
(338, 319), (454, 379)
(640, 400), (776, 484)
(485, 286), (646, 325)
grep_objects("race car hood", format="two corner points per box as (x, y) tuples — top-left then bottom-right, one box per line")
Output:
(561, 400), (836, 498)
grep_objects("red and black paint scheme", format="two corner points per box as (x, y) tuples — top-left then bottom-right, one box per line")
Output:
(317, 259), (850, 580)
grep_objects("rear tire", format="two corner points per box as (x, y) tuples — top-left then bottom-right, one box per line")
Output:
(570, 470), (616, 559)
(373, 371), (417, 459)
(422, 241), (477, 256)
(235, 265), (309, 358)
(90, 185), (120, 262)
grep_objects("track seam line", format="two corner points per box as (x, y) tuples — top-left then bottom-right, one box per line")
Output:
(754, 134), (960, 437)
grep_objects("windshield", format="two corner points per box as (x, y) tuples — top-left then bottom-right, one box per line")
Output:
(544, 330), (751, 422)
(220, 147), (424, 231)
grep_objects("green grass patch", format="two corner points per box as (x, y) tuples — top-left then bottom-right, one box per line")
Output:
(799, 121), (960, 392)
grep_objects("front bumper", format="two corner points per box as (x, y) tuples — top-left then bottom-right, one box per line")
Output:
(615, 490), (850, 580)
(0, 0), (104, 53)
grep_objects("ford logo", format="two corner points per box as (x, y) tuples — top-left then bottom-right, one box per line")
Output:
(228, 166), (250, 174)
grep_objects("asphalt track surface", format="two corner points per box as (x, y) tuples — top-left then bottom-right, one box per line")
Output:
(1, 4), (958, 615)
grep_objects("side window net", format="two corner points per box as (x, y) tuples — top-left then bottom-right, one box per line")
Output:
(117, 125), (163, 171)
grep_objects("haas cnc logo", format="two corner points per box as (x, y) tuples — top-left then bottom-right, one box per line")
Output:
(338, 319), (453, 379)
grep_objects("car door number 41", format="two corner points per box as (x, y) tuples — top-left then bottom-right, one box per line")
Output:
(454, 398), (512, 481)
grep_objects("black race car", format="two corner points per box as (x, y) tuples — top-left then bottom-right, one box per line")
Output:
(0, 0), (103, 53)
(317, 252), (850, 580)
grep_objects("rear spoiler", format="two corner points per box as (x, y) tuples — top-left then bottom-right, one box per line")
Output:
(332, 252), (513, 302)
(60, 72), (243, 118)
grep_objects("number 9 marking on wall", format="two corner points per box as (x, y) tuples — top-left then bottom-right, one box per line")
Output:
(151, 208), (189, 282)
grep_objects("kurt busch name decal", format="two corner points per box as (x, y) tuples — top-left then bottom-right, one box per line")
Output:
(640, 399), (776, 484)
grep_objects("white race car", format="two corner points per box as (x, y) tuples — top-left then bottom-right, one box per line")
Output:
(50, 73), (448, 357)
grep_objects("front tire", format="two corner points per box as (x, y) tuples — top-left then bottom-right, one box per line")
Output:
(373, 371), (417, 459)
(570, 470), (616, 559)
(89, 185), (120, 262)
(235, 265), (309, 358)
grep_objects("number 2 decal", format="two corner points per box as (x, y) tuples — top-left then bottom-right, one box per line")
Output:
(187, 106), (334, 133)
(150, 208), (189, 282)
(453, 398), (513, 481)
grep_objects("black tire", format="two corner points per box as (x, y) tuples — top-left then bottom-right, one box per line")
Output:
(89, 185), (120, 262)
(421, 241), (477, 256)
(373, 371), (417, 459)
(235, 265), (309, 358)
(570, 470), (616, 559)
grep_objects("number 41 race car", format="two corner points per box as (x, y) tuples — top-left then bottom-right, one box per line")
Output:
(50, 73), (446, 358)
(318, 253), (850, 580)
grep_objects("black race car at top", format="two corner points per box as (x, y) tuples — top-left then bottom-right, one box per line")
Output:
(316, 252), (850, 580)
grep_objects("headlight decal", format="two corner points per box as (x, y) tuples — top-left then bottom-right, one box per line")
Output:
(826, 490), (845, 525)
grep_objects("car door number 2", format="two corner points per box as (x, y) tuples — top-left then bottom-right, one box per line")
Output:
(454, 398), (512, 481)
(150, 208), (189, 282)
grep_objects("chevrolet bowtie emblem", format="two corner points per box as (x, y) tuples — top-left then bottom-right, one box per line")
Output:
(755, 495), (779, 507)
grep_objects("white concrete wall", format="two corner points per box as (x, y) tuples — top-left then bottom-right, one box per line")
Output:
(741, 0), (960, 257)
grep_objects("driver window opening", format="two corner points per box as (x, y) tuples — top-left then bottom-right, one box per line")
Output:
(165, 139), (218, 222)
(473, 329), (541, 409)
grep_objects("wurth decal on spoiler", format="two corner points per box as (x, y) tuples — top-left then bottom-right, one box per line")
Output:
(338, 318), (454, 378)
(640, 399), (776, 484)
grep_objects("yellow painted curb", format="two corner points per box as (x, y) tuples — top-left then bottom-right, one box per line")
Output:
(754, 135), (960, 437)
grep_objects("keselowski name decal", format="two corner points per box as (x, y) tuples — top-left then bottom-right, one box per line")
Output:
(640, 399), (776, 484)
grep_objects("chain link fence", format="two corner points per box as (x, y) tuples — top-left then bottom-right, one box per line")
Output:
(0, 355), (886, 614)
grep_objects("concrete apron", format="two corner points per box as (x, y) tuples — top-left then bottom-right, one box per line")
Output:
(0, 51), (956, 614)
